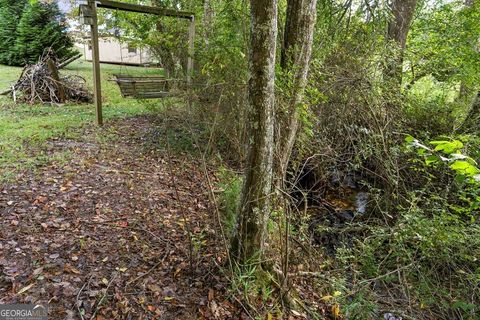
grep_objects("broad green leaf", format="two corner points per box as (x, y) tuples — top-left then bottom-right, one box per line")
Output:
(450, 160), (479, 176)
(430, 140), (463, 154)
(425, 155), (440, 165)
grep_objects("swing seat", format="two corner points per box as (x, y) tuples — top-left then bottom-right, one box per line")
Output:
(112, 74), (170, 99)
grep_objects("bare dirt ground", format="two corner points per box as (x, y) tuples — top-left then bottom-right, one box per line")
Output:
(0, 116), (237, 319)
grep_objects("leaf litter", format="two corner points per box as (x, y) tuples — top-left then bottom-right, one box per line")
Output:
(0, 116), (238, 319)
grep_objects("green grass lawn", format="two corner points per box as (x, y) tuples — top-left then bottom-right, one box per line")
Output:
(0, 60), (166, 180)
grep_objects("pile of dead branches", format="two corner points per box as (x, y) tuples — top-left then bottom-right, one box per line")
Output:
(3, 50), (91, 104)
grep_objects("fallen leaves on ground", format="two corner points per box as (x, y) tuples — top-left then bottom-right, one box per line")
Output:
(0, 116), (237, 319)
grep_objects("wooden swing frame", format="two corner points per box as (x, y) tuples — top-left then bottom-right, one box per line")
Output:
(82, 0), (195, 125)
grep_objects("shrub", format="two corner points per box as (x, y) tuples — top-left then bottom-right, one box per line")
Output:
(10, 0), (74, 66)
(333, 135), (480, 319)
(0, 0), (27, 64)
(217, 168), (242, 236)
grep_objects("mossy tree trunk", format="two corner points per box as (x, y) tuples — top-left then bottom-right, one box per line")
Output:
(385, 0), (417, 88)
(460, 0), (479, 132)
(462, 91), (480, 133)
(277, 0), (317, 184)
(230, 0), (278, 264)
(152, 0), (178, 77)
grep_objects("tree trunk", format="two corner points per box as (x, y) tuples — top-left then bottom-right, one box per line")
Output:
(230, 0), (277, 264)
(462, 92), (480, 133)
(457, 0), (476, 101)
(277, 0), (317, 184)
(154, 20), (177, 77)
(152, 0), (177, 77)
(460, 0), (479, 132)
(385, 0), (417, 87)
(203, 0), (213, 49)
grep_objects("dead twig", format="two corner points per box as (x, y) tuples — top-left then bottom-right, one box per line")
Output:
(125, 250), (170, 287)
(76, 275), (92, 320)
(90, 272), (118, 320)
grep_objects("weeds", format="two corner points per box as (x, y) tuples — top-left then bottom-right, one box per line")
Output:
(216, 167), (242, 237)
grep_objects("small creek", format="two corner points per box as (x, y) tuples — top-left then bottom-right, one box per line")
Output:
(297, 180), (371, 254)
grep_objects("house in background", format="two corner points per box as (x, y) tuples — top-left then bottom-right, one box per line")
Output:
(75, 37), (155, 66)
(65, 1), (157, 67)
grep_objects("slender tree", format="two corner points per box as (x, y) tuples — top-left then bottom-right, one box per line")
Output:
(462, 92), (480, 132)
(151, 0), (179, 77)
(230, 0), (278, 264)
(277, 0), (318, 183)
(461, 0), (479, 132)
(202, 0), (214, 49)
(385, 0), (417, 87)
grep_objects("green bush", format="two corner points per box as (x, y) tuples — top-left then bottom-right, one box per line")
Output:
(217, 168), (242, 236)
(334, 135), (480, 319)
(405, 77), (460, 135)
(340, 207), (480, 318)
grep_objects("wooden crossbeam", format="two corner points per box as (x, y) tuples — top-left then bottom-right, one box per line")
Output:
(96, 0), (194, 19)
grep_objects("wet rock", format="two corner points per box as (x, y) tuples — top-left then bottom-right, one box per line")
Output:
(384, 313), (403, 320)
(354, 191), (369, 215)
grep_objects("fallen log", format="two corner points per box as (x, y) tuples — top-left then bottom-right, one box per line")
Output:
(0, 88), (11, 96)
(57, 53), (82, 70)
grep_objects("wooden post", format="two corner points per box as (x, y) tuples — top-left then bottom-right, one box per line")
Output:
(187, 16), (195, 87)
(89, 0), (103, 126)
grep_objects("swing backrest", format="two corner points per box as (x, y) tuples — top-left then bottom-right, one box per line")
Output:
(113, 74), (169, 99)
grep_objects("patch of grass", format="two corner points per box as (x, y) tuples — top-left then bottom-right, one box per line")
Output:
(0, 61), (167, 180)
(216, 167), (242, 235)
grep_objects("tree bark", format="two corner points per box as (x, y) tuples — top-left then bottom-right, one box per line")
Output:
(152, 0), (177, 77)
(460, 0), (479, 132)
(385, 0), (417, 87)
(230, 0), (277, 264)
(461, 92), (480, 133)
(154, 20), (177, 77)
(277, 0), (317, 184)
(203, 0), (213, 49)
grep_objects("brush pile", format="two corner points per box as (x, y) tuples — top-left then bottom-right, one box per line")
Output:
(7, 50), (92, 104)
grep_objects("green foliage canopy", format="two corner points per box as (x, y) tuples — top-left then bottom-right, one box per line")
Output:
(407, 1), (480, 89)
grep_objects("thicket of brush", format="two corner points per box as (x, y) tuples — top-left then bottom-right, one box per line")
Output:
(109, 0), (480, 318)
(190, 1), (480, 319)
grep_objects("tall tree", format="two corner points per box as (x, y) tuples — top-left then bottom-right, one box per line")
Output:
(461, 0), (479, 133)
(152, 0), (179, 77)
(0, 0), (27, 65)
(462, 92), (480, 132)
(277, 0), (317, 183)
(202, 0), (214, 49)
(230, 0), (278, 264)
(13, 1), (74, 66)
(385, 0), (417, 87)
